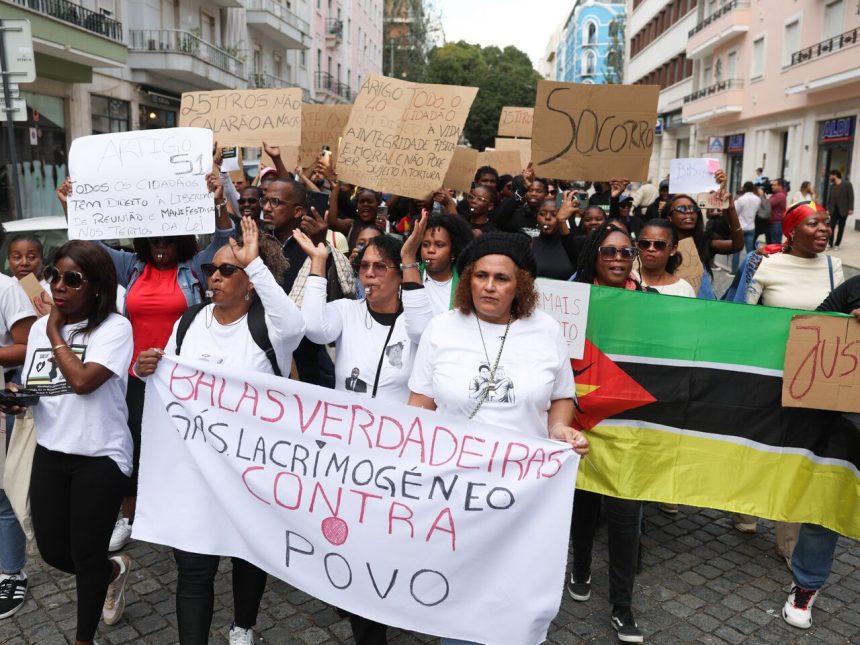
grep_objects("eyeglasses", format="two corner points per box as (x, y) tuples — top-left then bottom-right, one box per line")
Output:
(45, 267), (90, 289)
(259, 197), (300, 208)
(200, 263), (246, 278)
(237, 198), (259, 205)
(636, 238), (669, 251)
(672, 204), (698, 214)
(358, 261), (395, 274)
(598, 245), (638, 260)
(467, 193), (490, 204)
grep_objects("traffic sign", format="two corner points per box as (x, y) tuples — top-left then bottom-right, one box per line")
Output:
(0, 19), (36, 83)
(0, 96), (27, 122)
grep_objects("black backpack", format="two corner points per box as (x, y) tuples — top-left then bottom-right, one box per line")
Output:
(174, 298), (281, 377)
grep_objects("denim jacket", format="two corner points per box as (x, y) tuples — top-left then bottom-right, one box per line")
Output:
(100, 226), (235, 315)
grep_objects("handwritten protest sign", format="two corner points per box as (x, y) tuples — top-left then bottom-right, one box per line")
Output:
(782, 314), (860, 414)
(495, 137), (532, 169)
(136, 356), (578, 645)
(532, 81), (659, 181)
(536, 279), (591, 360)
(442, 146), (478, 193)
(179, 88), (302, 148)
(696, 192), (730, 210)
(337, 75), (478, 200)
(67, 128), (214, 240)
(300, 104), (351, 168)
(676, 237), (704, 295)
(669, 158), (720, 195)
(498, 106), (533, 138)
(477, 149), (522, 177)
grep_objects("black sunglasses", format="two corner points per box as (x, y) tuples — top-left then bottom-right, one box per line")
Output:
(237, 198), (259, 205)
(45, 267), (90, 289)
(598, 245), (638, 260)
(200, 263), (246, 278)
(672, 204), (698, 214)
(636, 238), (669, 251)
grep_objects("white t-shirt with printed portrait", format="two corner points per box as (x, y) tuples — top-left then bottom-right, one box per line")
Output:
(409, 309), (575, 438)
(22, 313), (133, 475)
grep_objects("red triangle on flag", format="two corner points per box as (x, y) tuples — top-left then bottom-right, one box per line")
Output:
(572, 339), (657, 430)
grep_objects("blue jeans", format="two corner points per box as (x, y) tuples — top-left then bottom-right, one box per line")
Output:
(731, 230), (757, 273)
(791, 523), (839, 590)
(0, 412), (26, 574)
(766, 222), (782, 245)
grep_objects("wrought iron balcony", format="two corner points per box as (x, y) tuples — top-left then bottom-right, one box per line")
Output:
(315, 71), (353, 102)
(683, 79), (744, 104)
(688, 0), (749, 38)
(129, 29), (245, 77)
(8, 0), (123, 42)
(250, 72), (310, 101)
(789, 27), (860, 67)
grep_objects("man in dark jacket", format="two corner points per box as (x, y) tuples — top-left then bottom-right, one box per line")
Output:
(825, 169), (854, 249)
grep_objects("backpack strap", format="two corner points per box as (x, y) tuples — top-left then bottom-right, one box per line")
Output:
(175, 302), (208, 355)
(827, 255), (834, 291)
(247, 297), (282, 377)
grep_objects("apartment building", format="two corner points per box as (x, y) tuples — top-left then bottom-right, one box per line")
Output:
(556, 0), (626, 84)
(626, 0), (699, 181)
(681, 0), (859, 204)
(0, 0), (382, 220)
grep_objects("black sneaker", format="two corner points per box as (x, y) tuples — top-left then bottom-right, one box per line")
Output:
(566, 573), (591, 601)
(611, 606), (643, 643)
(0, 572), (28, 619)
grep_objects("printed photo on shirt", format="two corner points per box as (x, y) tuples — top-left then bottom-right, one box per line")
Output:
(344, 367), (368, 393)
(384, 341), (405, 369)
(468, 363), (515, 404)
(25, 345), (86, 396)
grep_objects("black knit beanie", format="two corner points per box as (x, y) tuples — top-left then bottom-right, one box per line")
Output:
(456, 231), (538, 278)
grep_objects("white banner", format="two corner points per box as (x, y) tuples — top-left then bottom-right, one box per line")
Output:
(67, 127), (214, 240)
(135, 356), (579, 645)
(536, 279), (591, 360)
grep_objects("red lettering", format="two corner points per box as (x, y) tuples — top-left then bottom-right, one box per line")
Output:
(399, 417), (426, 461)
(195, 372), (217, 407)
(523, 448), (546, 480)
(455, 435), (484, 470)
(309, 482), (342, 516)
(425, 507), (456, 551)
(321, 402), (348, 439)
(388, 502), (415, 538)
(241, 466), (270, 505)
(348, 405), (376, 448)
(294, 395), (323, 433)
(261, 389), (287, 423)
(273, 471), (302, 510)
(376, 416), (405, 450)
(501, 442), (531, 480)
(429, 426), (458, 466)
(541, 450), (566, 478)
(168, 363), (199, 400)
(235, 382), (260, 415)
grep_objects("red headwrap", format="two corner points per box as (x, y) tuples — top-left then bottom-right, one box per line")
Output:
(782, 200), (823, 241)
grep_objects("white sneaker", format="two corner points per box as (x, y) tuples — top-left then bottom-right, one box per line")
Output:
(229, 624), (255, 644)
(109, 518), (133, 552)
(782, 583), (819, 629)
(103, 554), (132, 626)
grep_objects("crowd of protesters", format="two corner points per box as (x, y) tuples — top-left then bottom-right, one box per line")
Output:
(0, 147), (855, 645)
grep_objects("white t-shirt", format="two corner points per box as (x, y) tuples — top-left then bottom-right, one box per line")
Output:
(409, 309), (575, 438)
(645, 278), (696, 297)
(163, 257), (305, 375)
(734, 192), (761, 231)
(423, 273), (453, 315)
(1, 273), (35, 353)
(746, 252), (844, 309)
(22, 314), (133, 474)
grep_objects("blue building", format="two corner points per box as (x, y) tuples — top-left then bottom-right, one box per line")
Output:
(555, 1), (626, 84)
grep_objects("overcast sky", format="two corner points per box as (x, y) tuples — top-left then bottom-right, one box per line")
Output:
(432, 0), (571, 69)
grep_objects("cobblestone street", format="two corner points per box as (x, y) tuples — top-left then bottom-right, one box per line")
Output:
(3, 505), (858, 644)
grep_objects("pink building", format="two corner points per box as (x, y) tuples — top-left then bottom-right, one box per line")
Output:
(681, 0), (859, 206)
(310, 0), (383, 103)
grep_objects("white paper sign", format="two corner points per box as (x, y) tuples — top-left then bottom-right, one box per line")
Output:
(68, 128), (214, 240)
(669, 158), (720, 195)
(135, 357), (579, 645)
(536, 279), (592, 360)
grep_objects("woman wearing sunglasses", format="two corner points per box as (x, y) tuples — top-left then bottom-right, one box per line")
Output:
(635, 219), (696, 297)
(570, 224), (648, 642)
(1, 241), (133, 644)
(133, 216), (305, 645)
(57, 174), (235, 553)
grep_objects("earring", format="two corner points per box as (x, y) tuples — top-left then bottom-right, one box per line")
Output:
(244, 292), (251, 301)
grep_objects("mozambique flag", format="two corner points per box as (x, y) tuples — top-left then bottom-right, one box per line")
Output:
(572, 286), (860, 540)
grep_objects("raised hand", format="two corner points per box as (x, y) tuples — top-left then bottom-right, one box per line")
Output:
(401, 209), (429, 264)
(229, 216), (260, 267)
(205, 173), (224, 201)
(301, 206), (329, 245)
(610, 178), (629, 198)
(263, 141), (281, 159)
(292, 228), (329, 262)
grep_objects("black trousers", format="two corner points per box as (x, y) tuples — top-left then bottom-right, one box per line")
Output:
(349, 614), (388, 644)
(830, 213), (847, 247)
(571, 488), (642, 609)
(30, 445), (127, 642)
(173, 549), (268, 644)
(125, 375), (146, 498)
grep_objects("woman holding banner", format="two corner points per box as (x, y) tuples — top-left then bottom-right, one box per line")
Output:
(134, 216), (305, 645)
(407, 230), (589, 645)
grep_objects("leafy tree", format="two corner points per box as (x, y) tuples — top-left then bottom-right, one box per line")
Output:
(424, 41), (541, 151)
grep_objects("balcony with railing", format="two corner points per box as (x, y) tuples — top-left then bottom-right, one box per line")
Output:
(315, 71), (353, 103)
(3, 0), (127, 67)
(250, 71), (311, 102)
(682, 79), (744, 122)
(245, 0), (309, 50)
(784, 28), (860, 95)
(128, 29), (247, 92)
(326, 18), (343, 47)
(687, 0), (751, 60)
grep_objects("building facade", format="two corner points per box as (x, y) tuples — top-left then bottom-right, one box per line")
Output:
(680, 0), (859, 206)
(1, 0), (382, 221)
(556, 0), (626, 84)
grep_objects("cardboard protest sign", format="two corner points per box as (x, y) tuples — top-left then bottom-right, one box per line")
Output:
(536, 279), (591, 360)
(696, 192), (730, 210)
(179, 88), (302, 148)
(19, 273), (47, 317)
(136, 356), (578, 645)
(495, 137), (531, 169)
(675, 237), (704, 295)
(67, 128), (214, 240)
(669, 158), (720, 195)
(782, 314), (860, 414)
(442, 146), (478, 193)
(532, 81), (659, 181)
(300, 104), (351, 168)
(337, 75), (478, 200)
(477, 150), (522, 177)
(498, 106), (533, 138)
